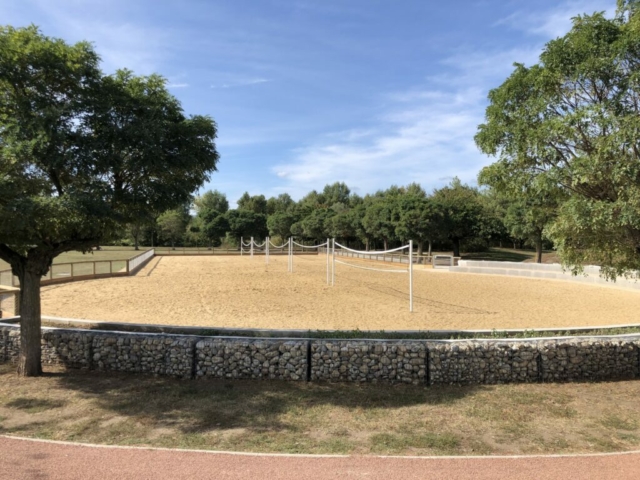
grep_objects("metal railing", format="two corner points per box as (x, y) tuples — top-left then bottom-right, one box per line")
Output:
(0, 249), (155, 288)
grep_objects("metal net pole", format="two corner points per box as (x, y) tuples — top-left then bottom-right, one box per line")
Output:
(326, 237), (330, 285)
(331, 238), (335, 286)
(409, 240), (413, 312)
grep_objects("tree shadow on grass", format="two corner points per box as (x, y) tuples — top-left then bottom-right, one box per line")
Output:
(5, 397), (67, 413)
(46, 369), (479, 437)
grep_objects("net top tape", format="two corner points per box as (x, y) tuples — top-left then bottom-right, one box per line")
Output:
(334, 241), (410, 255)
(292, 240), (329, 249)
(269, 239), (290, 248)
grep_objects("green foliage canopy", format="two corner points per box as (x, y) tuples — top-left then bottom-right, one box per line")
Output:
(475, 6), (640, 277)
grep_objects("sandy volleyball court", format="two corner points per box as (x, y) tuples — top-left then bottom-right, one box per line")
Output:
(39, 255), (640, 331)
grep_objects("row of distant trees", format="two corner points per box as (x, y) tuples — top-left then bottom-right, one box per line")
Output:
(119, 178), (553, 261)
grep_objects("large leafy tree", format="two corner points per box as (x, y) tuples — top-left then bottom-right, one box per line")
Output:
(237, 192), (267, 214)
(299, 208), (332, 241)
(157, 208), (190, 249)
(0, 26), (219, 375)
(194, 190), (229, 248)
(194, 190), (229, 215)
(226, 210), (268, 241)
(395, 195), (442, 256)
(362, 193), (398, 250)
(266, 193), (294, 215)
(476, 2), (640, 278)
(267, 211), (297, 239)
(432, 179), (484, 257)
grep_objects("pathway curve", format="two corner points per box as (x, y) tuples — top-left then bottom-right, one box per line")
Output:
(1, 436), (639, 480)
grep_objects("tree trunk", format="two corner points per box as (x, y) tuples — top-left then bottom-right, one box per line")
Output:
(452, 238), (460, 258)
(134, 234), (139, 251)
(535, 234), (543, 264)
(365, 238), (370, 251)
(16, 268), (43, 377)
(417, 240), (424, 256)
(383, 238), (388, 251)
(427, 240), (432, 257)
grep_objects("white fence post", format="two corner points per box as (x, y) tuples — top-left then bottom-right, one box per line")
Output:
(266, 236), (269, 264)
(240, 237), (243, 256)
(250, 236), (254, 258)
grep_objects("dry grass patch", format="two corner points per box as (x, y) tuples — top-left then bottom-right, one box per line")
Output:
(1, 364), (640, 455)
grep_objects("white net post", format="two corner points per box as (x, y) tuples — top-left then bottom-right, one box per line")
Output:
(331, 238), (335, 286)
(251, 237), (254, 258)
(266, 236), (269, 264)
(409, 239), (413, 313)
(326, 237), (330, 285)
(288, 237), (292, 272)
(240, 237), (243, 256)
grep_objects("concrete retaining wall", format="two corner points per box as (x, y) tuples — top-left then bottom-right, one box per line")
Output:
(1, 323), (639, 385)
(451, 261), (640, 291)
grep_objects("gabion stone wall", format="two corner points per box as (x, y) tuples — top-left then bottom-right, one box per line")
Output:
(1, 323), (640, 386)
(92, 334), (195, 379)
(1, 327), (20, 364)
(428, 341), (540, 385)
(310, 340), (427, 384)
(42, 330), (93, 369)
(195, 338), (307, 380)
(540, 339), (639, 381)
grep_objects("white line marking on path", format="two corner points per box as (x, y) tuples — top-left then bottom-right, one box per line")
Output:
(3, 435), (640, 461)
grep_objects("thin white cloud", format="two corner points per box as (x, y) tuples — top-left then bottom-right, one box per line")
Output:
(211, 78), (271, 89)
(495, 0), (615, 38)
(270, 0), (615, 199)
(272, 85), (485, 198)
(7, 0), (174, 75)
(167, 83), (189, 88)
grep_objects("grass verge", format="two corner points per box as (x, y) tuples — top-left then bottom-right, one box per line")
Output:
(1, 364), (640, 455)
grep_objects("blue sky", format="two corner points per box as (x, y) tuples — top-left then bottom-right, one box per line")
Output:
(1, 0), (616, 205)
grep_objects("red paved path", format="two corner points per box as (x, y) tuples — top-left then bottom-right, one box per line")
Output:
(1, 436), (639, 480)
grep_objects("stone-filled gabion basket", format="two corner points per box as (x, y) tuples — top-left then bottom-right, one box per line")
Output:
(428, 341), (540, 385)
(310, 340), (427, 384)
(195, 338), (307, 381)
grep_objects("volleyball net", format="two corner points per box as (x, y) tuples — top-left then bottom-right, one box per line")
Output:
(332, 240), (414, 312)
(289, 238), (330, 281)
(239, 236), (415, 311)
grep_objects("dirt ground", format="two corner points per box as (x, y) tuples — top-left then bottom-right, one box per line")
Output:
(37, 255), (640, 330)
